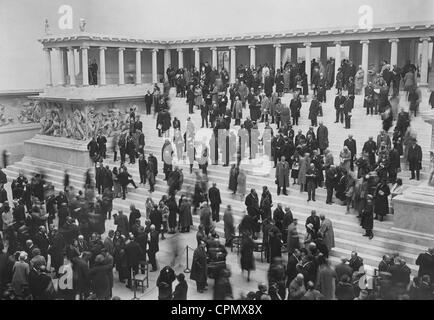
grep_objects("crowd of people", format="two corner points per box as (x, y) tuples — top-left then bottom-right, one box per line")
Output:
(0, 52), (433, 300)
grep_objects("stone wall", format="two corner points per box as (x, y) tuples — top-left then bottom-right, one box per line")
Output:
(0, 95), (42, 165)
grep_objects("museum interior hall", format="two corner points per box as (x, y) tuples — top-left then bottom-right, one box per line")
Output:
(0, 0), (434, 302)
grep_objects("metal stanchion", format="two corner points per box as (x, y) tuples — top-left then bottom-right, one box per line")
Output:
(131, 270), (140, 300)
(184, 245), (191, 273)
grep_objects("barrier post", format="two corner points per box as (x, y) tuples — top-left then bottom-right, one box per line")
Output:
(184, 245), (191, 273)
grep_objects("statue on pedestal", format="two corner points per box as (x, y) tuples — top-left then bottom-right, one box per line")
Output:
(79, 18), (86, 32)
(44, 19), (51, 35)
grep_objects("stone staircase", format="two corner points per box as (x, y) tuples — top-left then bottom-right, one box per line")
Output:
(3, 89), (434, 276)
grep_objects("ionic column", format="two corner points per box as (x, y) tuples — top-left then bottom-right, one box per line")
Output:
(320, 43), (327, 64)
(81, 46), (89, 86)
(334, 41), (342, 82)
(360, 40), (369, 86)
(229, 46), (236, 83)
(248, 45), (256, 68)
(389, 38), (399, 67)
(43, 48), (53, 87)
(177, 48), (184, 69)
(67, 47), (76, 86)
(210, 47), (217, 69)
(304, 42), (312, 86)
(54, 48), (65, 86)
(274, 44), (281, 70)
(291, 46), (298, 63)
(164, 49), (171, 81)
(99, 47), (106, 86)
(152, 48), (158, 84)
(118, 47), (125, 85)
(420, 37), (431, 86)
(193, 47), (200, 70)
(135, 48), (142, 85)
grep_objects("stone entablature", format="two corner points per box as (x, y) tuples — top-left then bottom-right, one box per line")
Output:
(38, 23), (434, 49)
(38, 22), (434, 88)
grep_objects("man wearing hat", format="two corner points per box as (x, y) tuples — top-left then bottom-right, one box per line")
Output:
(305, 210), (320, 236)
(361, 195), (374, 239)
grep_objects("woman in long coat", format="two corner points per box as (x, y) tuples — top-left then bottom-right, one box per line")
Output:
(298, 153), (308, 192)
(190, 243), (208, 293)
(233, 97), (243, 124)
(194, 85), (203, 108)
(179, 196), (193, 232)
(280, 103), (290, 126)
(373, 180), (390, 221)
(223, 205), (235, 247)
(89, 255), (112, 300)
(340, 147), (352, 172)
(166, 195), (178, 233)
(354, 66), (364, 95)
(237, 169), (247, 198)
(228, 164), (239, 194)
(240, 233), (255, 281)
(319, 216), (335, 253)
(112, 167), (121, 198)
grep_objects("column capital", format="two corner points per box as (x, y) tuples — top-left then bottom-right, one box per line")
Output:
(152, 48), (159, 53)
(118, 47), (126, 52)
(303, 42), (312, 47)
(43, 47), (52, 52)
(333, 41), (342, 46)
(67, 46), (75, 51)
(193, 47), (200, 51)
(420, 37), (432, 42)
(80, 45), (90, 50)
(273, 43), (281, 48)
(176, 48), (183, 52)
(229, 46), (236, 50)
(135, 48), (142, 52)
(360, 40), (370, 44)
(248, 45), (256, 49)
(210, 47), (217, 51)
(99, 46), (107, 50)
(388, 38), (399, 43)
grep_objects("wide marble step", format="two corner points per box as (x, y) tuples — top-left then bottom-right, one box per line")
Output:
(5, 161), (434, 262)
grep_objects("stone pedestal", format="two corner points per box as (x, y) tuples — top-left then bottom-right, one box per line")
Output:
(24, 134), (92, 168)
(393, 186), (434, 235)
(0, 124), (40, 164)
(240, 155), (273, 177)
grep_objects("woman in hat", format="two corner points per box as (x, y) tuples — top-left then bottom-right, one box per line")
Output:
(173, 273), (188, 300)
(89, 254), (112, 300)
(373, 178), (390, 222)
(236, 168), (246, 200)
(303, 224), (315, 248)
(11, 252), (30, 297)
(240, 231), (255, 282)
